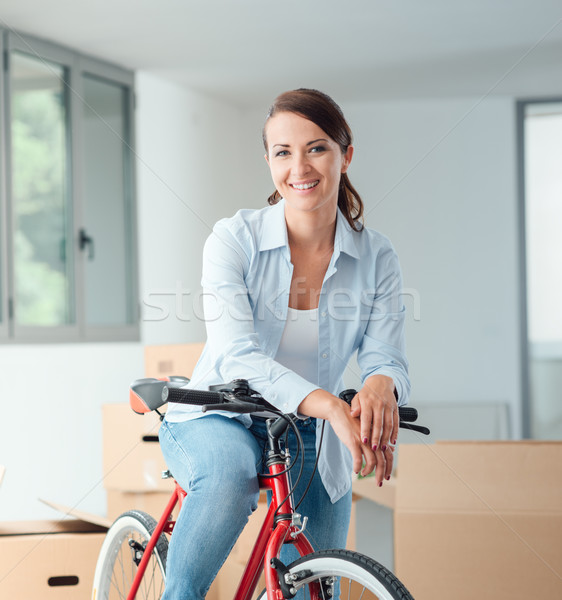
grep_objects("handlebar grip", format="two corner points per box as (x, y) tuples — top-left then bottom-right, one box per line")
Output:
(398, 406), (418, 423)
(164, 386), (225, 406)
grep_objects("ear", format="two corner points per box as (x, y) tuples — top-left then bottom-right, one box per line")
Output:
(264, 153), (270, 167)
(341, 145), (354, 174)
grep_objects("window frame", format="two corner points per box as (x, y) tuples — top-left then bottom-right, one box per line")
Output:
(0, 31), (8, 341)
(516, 96), (562, 438)
(76, 56), (138, 342)
(1, 30), (139, 343)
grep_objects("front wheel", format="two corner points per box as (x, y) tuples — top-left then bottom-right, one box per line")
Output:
(257, 549), (414, 600)
(92, 510), (168, 600)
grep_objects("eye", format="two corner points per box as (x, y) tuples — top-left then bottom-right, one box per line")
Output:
(275, 149), (289, 157)
(310, 145), (326, 153)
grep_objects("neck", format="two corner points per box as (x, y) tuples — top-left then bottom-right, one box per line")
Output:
(285, 204), (337, 252)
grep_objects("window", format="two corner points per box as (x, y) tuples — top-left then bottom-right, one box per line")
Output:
(0, 31), (138, 342)
(518, 99), (562, 439)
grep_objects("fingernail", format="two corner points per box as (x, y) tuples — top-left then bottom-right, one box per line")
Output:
(372, 444), (377, 452)
(378, 481), (383, 487)
(392, 439), (397, 445)
(362, 437), (368, 444)
(386, 475), (391, 480)
(382, 445), (387, 452)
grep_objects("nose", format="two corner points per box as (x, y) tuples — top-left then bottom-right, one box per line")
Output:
(291, 152), (311, 178)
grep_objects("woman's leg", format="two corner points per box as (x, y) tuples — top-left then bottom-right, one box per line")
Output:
(159, 415), (262, 600)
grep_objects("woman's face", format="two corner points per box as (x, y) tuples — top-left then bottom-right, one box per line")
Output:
(264, 111), (353, 216)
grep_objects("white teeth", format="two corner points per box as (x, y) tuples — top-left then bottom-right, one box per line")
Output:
(291, 181), (319, 190)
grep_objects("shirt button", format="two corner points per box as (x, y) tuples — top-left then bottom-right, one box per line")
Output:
(321, 311), (327, 318)
(322, 352), (328, 359)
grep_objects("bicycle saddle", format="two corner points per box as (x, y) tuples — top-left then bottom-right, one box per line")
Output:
(129, 376), (190, 414)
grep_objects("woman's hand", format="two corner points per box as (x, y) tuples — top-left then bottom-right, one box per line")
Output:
(349, 374), (399, 482)
(298, 390), (377, 481)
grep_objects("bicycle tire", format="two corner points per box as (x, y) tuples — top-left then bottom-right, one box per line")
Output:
(92, 510), (168, 600)
(256, 548), (414, 600)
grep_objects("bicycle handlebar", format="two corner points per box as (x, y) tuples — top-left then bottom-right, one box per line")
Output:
(163, 381), (430, 435)
(164, 385), (225, 406)
(164, 382), (273, 415)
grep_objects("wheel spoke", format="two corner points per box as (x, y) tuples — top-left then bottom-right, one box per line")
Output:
(93, 512), (167, 600)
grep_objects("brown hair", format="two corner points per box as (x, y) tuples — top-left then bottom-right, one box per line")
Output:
(262, 88), (364, 232)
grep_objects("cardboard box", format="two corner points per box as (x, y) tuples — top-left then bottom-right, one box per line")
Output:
(394, 441), (562, 600)
(106, 489), (180, 522)
(352, 476), (396, 509)
(0, 519), (107, 599)
(100, 344), (205, 493)
(217, 557), (265, 600)
(102, 403), (173, 492)
(144, 342), (205, 378)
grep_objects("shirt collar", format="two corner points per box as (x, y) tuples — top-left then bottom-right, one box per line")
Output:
(259, 197), (360, 260)
(259, 198), (288, 251)
(334, 207), (361, 260)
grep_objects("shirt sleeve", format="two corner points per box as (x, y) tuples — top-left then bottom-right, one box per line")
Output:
(199, 221), (320, 414)
(356, 240), (411, 406)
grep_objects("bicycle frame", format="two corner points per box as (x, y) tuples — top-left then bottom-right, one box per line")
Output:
(127, 450), (315, 600)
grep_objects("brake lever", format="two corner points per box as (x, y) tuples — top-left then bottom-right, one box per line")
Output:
(201, 400), (269, 414)
(399, 422), (430, 435)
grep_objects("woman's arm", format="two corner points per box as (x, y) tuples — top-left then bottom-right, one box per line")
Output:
(298, 389), (377, 479)
(200, 221), (320, 413)
(352, 239), (410, 483)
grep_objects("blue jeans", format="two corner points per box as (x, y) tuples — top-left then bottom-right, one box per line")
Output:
(159, 415), (352, 599)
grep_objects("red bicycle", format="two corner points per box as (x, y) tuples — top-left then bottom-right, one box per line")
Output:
(92, 378), (429, 600)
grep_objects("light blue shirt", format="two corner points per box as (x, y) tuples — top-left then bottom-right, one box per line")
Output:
(165, 198), (410, 502)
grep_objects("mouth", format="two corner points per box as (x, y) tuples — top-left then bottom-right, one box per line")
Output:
(289, 180), (319, 191)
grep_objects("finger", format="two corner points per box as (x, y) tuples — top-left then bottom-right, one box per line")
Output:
(390, 405), (399, 446)
(360, 444), (376, 477)
(360, 405), (374, 446)
(351, 444), (363, 475)
(378, 402), (394, 452)
(383, 444), (395, 480)
(373, 447), (386, 487)
(370, 405), (384, 452)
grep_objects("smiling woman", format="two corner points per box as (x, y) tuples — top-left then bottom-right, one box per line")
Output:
(158, 88), (410, 599)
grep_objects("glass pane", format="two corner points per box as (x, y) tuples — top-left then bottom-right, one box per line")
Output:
(11, 52), (73, 326)
(524, 101), (562, 439)
(82, 75), (133, 326)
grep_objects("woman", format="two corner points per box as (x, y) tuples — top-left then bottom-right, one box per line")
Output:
(159, 88), (410, 599)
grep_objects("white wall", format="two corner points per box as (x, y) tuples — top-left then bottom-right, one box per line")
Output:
(136, 72), (264, 346)
(0, 343), (143, 520)
(0, 73), (252, 520)
(345, 97), (522, 437)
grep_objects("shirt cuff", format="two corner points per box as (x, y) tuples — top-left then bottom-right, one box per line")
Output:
(263, 370), (320, 414)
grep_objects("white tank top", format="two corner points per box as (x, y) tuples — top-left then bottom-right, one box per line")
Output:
(275, 307), (319, 385)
